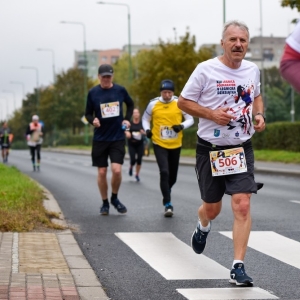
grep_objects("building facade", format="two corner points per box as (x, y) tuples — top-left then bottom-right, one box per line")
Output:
(201, 35), (286, 69)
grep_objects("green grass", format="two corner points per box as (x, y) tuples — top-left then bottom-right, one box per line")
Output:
(253, 150), (300, 164)
(181, 149), (300, 164)
(0, 164), (64, 232)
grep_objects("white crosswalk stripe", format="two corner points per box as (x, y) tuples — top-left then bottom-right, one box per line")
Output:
(115, 231), (300, 299)
(290, 200), (300, 204)
(177, 287), (278, 300)
(220, 231), (300, 269)
(115, 232), (228, 280)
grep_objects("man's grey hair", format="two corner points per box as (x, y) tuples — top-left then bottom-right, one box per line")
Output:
(222, 20), (250, 40)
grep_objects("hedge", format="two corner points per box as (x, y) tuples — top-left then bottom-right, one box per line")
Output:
(11, 122), (300, 152)
(181, 122), (300, 152)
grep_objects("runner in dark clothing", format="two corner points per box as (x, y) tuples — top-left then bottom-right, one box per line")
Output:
(125, 108), (145, 182)
(0, 122), (12, 163)
(85, 64), (134, 216)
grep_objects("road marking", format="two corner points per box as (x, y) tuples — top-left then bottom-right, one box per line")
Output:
(115, 232), (229, 280)
(290, 200), (300, 204)
(220, 231), (300, 269)
(177, 287), (278, 300)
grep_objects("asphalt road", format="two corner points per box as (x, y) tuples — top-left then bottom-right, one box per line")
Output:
(7, 150), (300, 300)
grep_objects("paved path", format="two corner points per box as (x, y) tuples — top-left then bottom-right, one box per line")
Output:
(0, 187), (109, 300)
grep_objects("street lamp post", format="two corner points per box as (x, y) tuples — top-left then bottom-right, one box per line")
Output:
(20, 66), (39, 112)
(10, 81), (25, 100)
(2, 90), (16, 111)
(37, 48), (57, 146)
(97, 1), (132, 83)
(0, 96), (9, 120)
(223, 0), (226, 24)
(37, 48), (56, 83)
(259, 0), (266, 110)
(60, 21), (88, 145)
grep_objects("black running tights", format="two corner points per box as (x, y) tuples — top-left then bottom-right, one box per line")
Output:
(153, 144), (181, 205)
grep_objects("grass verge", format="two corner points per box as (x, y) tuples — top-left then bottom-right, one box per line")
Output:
(0, 164), (64, 232)
(51, 145), (300, 164)
(181, 149), (300, 164)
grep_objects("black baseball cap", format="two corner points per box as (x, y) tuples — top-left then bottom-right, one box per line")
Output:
(98, 64), (114, 76)
(160, 79), (174, 91)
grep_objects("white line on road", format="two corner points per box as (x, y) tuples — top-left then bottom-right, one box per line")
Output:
(177, 287), (278, 300)
(290, 200), (300, 204)
(115, 232), (229, 280)
(220, 231), (300, 269)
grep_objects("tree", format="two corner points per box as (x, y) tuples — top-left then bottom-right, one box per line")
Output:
(281, 0), (300, 11)
(264, 67), (300, 122)
(113, 31), (214, 111)
(53, 68), (94, 133)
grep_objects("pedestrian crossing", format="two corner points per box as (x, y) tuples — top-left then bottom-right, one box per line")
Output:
(220, 231), (300, 269)
(115, 231), (300, 300)
(177, 287), (278, 300)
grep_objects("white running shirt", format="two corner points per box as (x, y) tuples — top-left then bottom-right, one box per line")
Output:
(181, 57), (261, 145)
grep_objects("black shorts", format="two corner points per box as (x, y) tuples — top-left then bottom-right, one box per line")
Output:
(195, 137), (257, 203)
(92, 140), (125, 168)
(1, 143), (10, 149)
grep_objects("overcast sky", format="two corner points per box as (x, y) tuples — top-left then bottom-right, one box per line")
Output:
(0, 0), (299, 118)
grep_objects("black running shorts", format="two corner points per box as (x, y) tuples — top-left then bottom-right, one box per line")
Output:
(92, 140), (125, 168)
(195, 137), (257, 203)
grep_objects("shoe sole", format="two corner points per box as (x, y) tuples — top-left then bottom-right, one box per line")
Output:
(164, 210), (173, 218)
(229, 279), (253, 286)
(113, 207), (127, 214)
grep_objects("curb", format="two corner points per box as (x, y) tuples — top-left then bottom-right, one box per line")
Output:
(44, 148), (300, 177)
(42, 186), (110, 300)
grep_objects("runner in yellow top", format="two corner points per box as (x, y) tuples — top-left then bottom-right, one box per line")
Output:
(142, 79), (194, 217)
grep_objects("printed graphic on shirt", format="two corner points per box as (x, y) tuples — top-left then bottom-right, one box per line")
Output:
(100, 101), (120, 118)
(216, 79), (255, 136)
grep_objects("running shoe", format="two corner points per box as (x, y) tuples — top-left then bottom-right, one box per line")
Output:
(191, 221), (211, 254)
(164, 203), (173, 217)
(111, 198), (127, 214)
(100, 204), (109, 215)
(135, 175), (140, 182)
(229, 263), (253, 286)
(129, 167), (133, 176)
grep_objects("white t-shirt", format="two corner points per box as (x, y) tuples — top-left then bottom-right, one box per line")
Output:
(181, 57), (260, 145)
(286, 21), (300, 53)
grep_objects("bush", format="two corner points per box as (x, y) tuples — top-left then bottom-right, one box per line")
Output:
(252, 121), (300, 151)
(181, 122), (300, 152)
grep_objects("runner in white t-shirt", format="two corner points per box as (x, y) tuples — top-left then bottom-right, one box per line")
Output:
(280, 20), (300, 92)
(178, 20), (266, 287)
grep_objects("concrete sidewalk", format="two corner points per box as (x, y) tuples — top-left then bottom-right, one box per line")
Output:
(0, 188), (109, 300)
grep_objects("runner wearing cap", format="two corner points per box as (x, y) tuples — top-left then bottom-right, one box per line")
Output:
(142, 79), (194, 217)
(85, 64), (134, 215)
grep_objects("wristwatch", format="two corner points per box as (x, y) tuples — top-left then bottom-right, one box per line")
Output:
(256, 112), (266, 122)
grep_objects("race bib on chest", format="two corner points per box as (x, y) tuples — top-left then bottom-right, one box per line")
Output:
(160, 126), (178, 140)
(132, 131), (142, 140)
(209, 147), (247, 176)
(100, 101), (120, 118)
